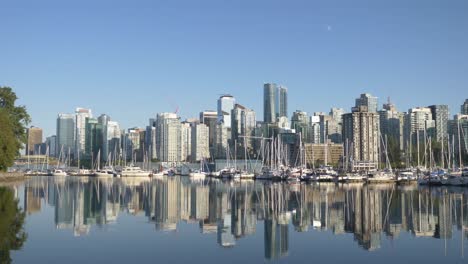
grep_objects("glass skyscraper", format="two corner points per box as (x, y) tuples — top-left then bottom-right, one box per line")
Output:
(263, 83), (288, 123)
(56, 113), (75, 157)
(217, 95), (235, 129)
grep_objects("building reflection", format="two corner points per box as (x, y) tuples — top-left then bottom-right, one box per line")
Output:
(23, 177), (468, 260)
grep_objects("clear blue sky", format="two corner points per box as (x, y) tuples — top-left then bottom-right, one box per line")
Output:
(1, 0), (467, 137)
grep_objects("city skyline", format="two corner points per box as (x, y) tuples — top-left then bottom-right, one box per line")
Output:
(2, 1), (468, 137)
(13, 87), (467, 138)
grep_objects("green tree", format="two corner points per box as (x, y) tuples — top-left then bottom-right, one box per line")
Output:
(0, 187), (27, 263)
(0, 87), (31, 171)
(0, 111), (17, 171)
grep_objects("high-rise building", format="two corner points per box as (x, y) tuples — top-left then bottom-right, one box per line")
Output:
(428, 105), (449, 142)
(231, 104), (256, 149)
(124, 128), (141, 161)
(75, 108), (92, 156)
(330, 108), (345, 124)
(217, 95), (236, 129)
(277, 86), (288, 119)
(56, 113), (75, 157)
(97, 114), (110, 160)
(26, 126), (43, 155)
(355, 93), (378, 113)
(315, 112), (342, 144)
(180, 121), (192, 162)
(214, 124), (229, 159)
(264, 83), (276, 123)
(106, 121), (121, 161)
(84, 117), (103, 158)
(263, 83), (288, 123)
(342, 106), (380, 171)
(46, 135), (57, 157)
(379, 99), (404, 150)
(200, 111), (218, 157)
(191, 123), (210, 162)
(461, 99), (468, 115)
(156, 113), (182, 162)
(404, 107), (435, 149)
(146, 118), (157, 161)
(450, 115), (468, 167)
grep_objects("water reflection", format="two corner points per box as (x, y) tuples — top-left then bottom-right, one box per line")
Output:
(23, 177), (468, 260)
(0, 187), (27, 264)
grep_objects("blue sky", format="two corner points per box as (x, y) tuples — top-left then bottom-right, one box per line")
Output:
(1, 0), (467, 137)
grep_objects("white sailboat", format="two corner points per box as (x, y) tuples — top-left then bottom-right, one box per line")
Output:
(189, 159), (207, 179)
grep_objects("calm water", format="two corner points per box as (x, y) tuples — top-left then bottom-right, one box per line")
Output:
(2, 176), (468, 263)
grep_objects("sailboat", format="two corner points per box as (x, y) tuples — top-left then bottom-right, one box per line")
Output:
(189, 159), (207, 179)
(239, 137), (254, 179)
(94, 151), (115, 177)
(366, 135), (395, 183)
(50, 145), (68, 177)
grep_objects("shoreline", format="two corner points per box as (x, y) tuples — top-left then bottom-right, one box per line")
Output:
(0, 172), (28, 183)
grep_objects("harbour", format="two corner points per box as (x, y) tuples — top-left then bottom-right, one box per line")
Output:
(3, 176), (468, 263)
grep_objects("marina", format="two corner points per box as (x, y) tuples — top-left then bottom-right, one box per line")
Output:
(3, 176), (468, 263)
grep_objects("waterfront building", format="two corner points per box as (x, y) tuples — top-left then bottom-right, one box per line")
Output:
(156, 113), (182, 162)
(26, 126), (43, 155)
(97, 114), (110, 161)
(428, 105), (449, 142)
(75, 108), (92, 157)
(56, 113), (75, 157)
(355, 93), (378, 113)
(316, 112), (341, 144)
(217, 95), (236, 129)
(404, 107), (435, 149)
(342, 106), (380, 171)
(304, 143), (343, 167)
(180, 121), (192, 162)
(106, 121), (121, 162)
(379, 99), (404, 150)
(449, 114), (468, 167)
(191, 123), (210, 162)
(46, 135), (57, 157)
(214, 123), (229, 159)
(231, 104), (256, 149)
(200, 110), (218, 157)
(123, 128), (141, 161)
(84, 117), (103, 159)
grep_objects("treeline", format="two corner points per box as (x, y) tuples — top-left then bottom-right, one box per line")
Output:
(0, 87), (30, 172)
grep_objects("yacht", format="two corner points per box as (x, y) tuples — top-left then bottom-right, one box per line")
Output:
(314, 166), (337, 182)
(397, 170), (417, 183)
(50, 169), (68, 177)
(366, 170), (395, 183)
(120, 165), (150, 177)
(189, 170), (207, 179)
(240, 172), (255, 179)
(346, 172), (366, 182)
(94, 166), (115, 177)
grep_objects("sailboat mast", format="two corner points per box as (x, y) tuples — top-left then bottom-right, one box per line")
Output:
(458, 118), (463, 168)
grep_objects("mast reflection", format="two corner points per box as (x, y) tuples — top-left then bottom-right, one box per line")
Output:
(24, 177), (468, 260)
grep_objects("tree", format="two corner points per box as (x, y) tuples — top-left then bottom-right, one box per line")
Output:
(0, 87), (31, 171)
(0, 111), (17, 171)
(0, 187), (27, 263)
